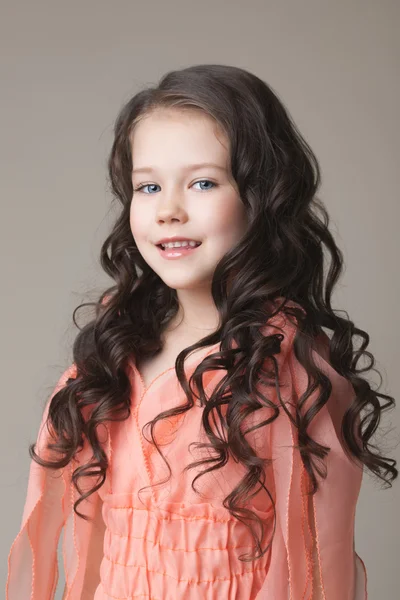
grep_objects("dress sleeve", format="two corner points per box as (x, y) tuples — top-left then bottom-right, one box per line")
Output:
(5, 364), (107, 600)
(255, 325), (368, 599)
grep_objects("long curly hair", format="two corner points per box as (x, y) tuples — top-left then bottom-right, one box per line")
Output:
(30, 63), (397, 562)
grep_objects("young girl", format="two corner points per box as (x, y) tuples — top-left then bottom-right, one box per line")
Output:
(6, 64), (397, 600)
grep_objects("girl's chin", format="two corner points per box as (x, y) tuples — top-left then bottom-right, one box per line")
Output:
(155, 274), (212, 290)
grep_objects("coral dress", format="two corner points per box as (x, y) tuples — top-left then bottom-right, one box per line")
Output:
(6, 308), (368, 599)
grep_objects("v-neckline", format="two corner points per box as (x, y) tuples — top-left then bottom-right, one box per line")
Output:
(132, 340), (222, 397)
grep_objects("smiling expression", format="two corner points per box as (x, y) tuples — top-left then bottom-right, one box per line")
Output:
(129, 108), (248, 291)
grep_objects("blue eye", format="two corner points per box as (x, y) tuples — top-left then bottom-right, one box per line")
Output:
(193, 180), (216, 191)
(134, 183), (160, 194)
(133, 180), (217, 194)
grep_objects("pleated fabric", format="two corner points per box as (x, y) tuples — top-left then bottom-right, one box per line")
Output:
(6, 302), (368, 599)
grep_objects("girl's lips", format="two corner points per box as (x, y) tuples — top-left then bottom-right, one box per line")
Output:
(156, 242), (202, 260)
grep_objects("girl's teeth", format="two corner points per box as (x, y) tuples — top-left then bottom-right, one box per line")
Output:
(161, 241), (201, 249)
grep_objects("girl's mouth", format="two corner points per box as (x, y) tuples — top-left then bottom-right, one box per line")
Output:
(156, 242), (202, 260)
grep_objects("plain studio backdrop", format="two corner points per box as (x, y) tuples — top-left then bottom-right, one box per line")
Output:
(1, 1), (399, 598)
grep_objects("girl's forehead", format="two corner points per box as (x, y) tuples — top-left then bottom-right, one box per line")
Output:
(130, 133), (229, 176)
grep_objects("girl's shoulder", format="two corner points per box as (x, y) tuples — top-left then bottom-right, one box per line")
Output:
(261, 297), (306, 346)
(262, 298), (350, 394)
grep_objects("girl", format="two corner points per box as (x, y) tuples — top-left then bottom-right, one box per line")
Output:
(6, 64), (397, 600)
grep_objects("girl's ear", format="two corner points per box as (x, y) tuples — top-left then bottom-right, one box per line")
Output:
(101, 294), (112, 306)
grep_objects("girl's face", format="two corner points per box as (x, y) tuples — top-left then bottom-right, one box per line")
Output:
(129, 108), (248, 291)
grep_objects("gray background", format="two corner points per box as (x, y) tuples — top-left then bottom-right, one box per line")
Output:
(1, 1), (399, 598)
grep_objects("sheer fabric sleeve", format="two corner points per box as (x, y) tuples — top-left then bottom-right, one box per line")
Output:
(6, 364), (107, 600)
(255, 325), (368, 599)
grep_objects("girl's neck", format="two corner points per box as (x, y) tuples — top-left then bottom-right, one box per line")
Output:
(161, 314), (219, 349)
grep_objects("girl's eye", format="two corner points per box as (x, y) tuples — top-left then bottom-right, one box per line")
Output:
(133, 180), (217, 194)
(192, 180), (216, 191)
(134, 183), (160, 194)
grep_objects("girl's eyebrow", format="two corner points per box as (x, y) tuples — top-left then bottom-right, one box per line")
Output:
(132, 162), (227, 175)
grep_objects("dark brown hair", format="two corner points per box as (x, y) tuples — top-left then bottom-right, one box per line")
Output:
(31, 64), (397, 561)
